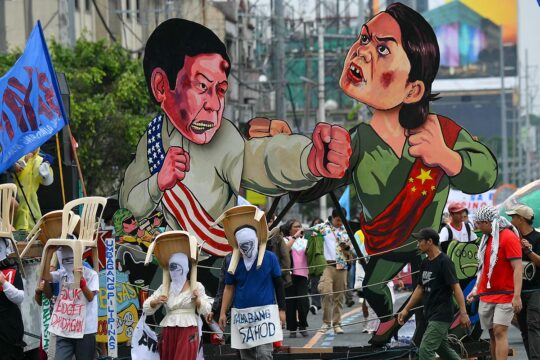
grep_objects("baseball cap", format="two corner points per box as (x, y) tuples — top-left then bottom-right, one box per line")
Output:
(506, 204), (534, 221)
(412, 228), (440, 244)
(448, 202), (467, 213)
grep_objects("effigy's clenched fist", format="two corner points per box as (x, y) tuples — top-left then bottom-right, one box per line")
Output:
(157, 146), (190, 191)
(307, 123), (351, 178)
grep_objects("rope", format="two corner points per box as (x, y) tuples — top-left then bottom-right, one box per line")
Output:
(284, 271), (419, 299)
(447, 333), (468, 359)
(153, 239), (417, 272)
(146, 305), (425, 336)
(282, 241), (416, 272)
(113, 270), (418, 300)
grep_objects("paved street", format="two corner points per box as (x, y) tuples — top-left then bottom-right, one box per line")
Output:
(279, 291), (528, 359)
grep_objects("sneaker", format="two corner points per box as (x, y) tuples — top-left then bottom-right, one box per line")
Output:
(310, 305), (318, 315)
(289, 331), (297, 338)
(299, 327), (309, 337)
(346, 300), (355, 308)
(318, 324), (331, 333)
(334, 325), (344, 334)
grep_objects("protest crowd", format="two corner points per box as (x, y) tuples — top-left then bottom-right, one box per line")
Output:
(0, 2), (539, 360)
(1, 181), (540, 360)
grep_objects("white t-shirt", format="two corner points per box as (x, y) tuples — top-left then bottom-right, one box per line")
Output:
(51, 266), (99, 334)
(323, 232), (337, 261)
(439, 223), (477, 243)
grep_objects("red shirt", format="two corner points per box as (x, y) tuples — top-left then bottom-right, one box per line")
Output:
(478, 228), (522, 303)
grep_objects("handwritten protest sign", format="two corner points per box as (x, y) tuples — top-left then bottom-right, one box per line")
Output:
(97, 271), (139, 343)
(49, 285), (86, 339)
(230, 304), (283, 349)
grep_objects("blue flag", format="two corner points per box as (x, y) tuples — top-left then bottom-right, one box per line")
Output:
(339, 185), (350, 220)
(0, 21), (68, 174)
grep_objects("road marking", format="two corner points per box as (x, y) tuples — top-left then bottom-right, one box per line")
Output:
(303, 306), (364, 348)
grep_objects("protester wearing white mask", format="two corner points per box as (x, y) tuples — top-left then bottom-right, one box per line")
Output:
(236, 227), (259, 271)
(0, 238), (25, 359)
(214, 205), (286, 360)
(143, 231), (211, 360)
(42, 246), (99, 360)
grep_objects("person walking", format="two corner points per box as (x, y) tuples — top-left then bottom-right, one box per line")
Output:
(398, 228), (470, 360)
(143, 232), (211, 360)
(439, 203), (477, 253)
(217, 205), (286, 360)
(467, 206), (523, 360)
(507, 204), (540, 359)
(313, 208), (353, 334)
(282, 219), (310, 337)
(42, 247), (99, 360)
(307, 217), (324, 314)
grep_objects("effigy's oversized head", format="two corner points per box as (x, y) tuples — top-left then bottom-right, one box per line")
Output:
(144, 19), (231, 145)
(340, 2), (440, 129)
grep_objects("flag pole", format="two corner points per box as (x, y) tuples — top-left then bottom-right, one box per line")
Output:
(66, 125), (87, 197)
(55, 133), (66, 205)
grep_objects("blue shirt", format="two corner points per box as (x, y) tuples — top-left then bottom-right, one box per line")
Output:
(224, 251), (281, 309)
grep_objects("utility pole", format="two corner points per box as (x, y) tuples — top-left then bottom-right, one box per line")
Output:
(58, 0), (76, 48)
(358, 0), (364, 32)
(273, 0), (285, 120)
(24, 0), (33, 39)
(0, 0), (7, 53)
(525, 49), (531, 184)
(238, 8), (245, 124)
(356, 0), (365, 124)
(303, 21), (314, 134)
(499, 27), (509, 184)
(317, 0), (327, 220)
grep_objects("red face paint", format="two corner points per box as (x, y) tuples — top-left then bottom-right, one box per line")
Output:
(381, 71), (394, 88)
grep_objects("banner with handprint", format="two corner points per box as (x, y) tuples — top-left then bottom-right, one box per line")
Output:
(0, 21), (67, 173)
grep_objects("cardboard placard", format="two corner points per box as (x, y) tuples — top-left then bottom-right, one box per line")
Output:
(230, 304), (282, 349)
(49, 285), (86, 339)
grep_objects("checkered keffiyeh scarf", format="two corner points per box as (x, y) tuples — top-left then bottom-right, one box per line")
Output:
(474, 206), (519, 289)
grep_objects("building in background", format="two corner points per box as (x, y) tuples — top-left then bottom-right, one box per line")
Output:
(0, 0), (260, 133)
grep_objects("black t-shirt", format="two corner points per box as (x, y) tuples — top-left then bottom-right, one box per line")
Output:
(0, 266), (24, 350)
(420, 252), (458, 322)
(523, 230), (540, 291)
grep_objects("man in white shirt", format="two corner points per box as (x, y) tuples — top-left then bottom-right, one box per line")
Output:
(42, 247), (99, 360)
(439, 203), (477, 253)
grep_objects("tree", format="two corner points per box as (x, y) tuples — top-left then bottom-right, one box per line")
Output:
(0, 38), (157, 195)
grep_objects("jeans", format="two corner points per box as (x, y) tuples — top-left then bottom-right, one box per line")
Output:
(518, 291), (540, 360)
(239, 343), (273, 360)
(55, 333), (96, 360)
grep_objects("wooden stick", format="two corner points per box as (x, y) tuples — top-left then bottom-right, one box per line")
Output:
(55, 133), (66, 205)
(66, 125), (87, 197)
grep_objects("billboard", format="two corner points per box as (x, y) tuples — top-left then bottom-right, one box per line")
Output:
(373, 0), (517, 80)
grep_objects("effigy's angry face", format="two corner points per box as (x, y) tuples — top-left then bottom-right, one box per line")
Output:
(161, 53), (229, 144)
(340, 12), (413, 110)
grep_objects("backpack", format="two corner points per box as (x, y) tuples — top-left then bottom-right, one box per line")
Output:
(444, 222), (472, 242)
